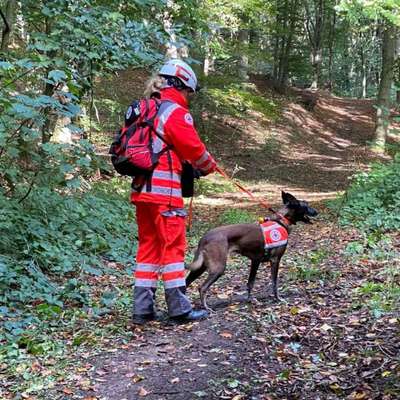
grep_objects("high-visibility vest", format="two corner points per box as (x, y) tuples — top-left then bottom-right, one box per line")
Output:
(260, 221), (288, 250)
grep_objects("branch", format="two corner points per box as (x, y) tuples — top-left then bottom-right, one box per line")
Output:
(0, 8), (10, 36)
(18, 169), (39, 203)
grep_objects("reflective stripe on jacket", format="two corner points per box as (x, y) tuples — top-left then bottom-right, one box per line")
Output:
(131, 87), (216, 207)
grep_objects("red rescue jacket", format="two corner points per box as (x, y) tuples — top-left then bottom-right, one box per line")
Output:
(130, 87), (216, 208)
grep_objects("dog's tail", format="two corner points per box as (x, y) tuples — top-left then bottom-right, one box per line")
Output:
(186, 246), (205, 271)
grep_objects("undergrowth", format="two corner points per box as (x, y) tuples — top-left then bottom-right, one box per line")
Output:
(0, 177), (136, 391)
(336, 154), (400, 232)
(198, 80), (279, 121)
(329, 154), (400, 316)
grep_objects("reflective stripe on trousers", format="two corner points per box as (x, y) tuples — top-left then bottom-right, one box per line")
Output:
(134, 262), (186, 289)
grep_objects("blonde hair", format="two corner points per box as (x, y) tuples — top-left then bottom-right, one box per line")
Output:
(144, 74), (166, 98)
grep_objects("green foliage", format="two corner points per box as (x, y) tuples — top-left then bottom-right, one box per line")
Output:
(206, 83), (279, 120)
(286, 248), (339, 282)
(338, 0), (400, 26)
(341, 223), (399, 317)
(354, 271), (400, 318)
(337, 154), (400, 232)
(218, 208), (253, 225)
(194, 178), (235, 196)
(0, 0), (166, 201)
(0, 178), (136, 338)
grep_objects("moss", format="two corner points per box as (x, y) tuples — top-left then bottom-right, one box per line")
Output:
(194, 178), (235, 196)
(203, 82), (279, 121)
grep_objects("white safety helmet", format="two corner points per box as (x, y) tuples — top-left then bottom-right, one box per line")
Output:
(159, 59), (198, 92)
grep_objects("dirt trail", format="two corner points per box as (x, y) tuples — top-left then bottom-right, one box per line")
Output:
(67, 81), (399, 400)
(74, 219), (399, 400)
(203, 80), (391, 207)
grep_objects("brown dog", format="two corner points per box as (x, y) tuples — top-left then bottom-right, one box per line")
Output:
(186, 192), (318, 311)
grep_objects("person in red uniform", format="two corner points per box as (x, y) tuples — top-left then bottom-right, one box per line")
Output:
(132, 59), (217, 324)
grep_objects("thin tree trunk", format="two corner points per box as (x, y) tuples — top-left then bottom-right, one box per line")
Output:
(360, 48), (367, 98)
(305, 0), (324, 90)
(1, 0), (16, 52)
(327, 7), (336, 90)
(163, 0), (178, 59)
(41, 18), (57, 143)
(279, 0), (297, 86)
(204, 27), (217, 76)
(238, 28), (249, 80)
(374, 24), (397, 152)
(272, 1), (281, 80)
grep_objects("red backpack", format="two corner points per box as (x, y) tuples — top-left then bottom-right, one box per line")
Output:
(109, 98), (172, 177)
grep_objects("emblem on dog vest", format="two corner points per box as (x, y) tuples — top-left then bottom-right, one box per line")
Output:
(260, 221), (288, 250)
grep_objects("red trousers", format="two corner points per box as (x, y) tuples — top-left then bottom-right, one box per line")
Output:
(133, 203), (192, 317)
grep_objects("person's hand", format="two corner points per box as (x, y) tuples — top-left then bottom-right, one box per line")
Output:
(193, 169), (203, 179)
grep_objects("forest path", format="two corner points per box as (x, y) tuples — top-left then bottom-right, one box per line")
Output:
(73, 218), (399, 400)
(201, 80), (392, 209)
(60, 80), (399, 400)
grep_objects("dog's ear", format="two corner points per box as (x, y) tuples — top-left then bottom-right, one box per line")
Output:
(282, 191), (298, 205)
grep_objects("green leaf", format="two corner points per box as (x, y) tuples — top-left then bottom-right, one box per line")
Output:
(48, 69), (67, 83)
(0, 61), (13, 70)
(10, 103), (36, 119)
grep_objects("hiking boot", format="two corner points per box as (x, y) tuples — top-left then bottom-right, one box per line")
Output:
(170, 309), (208, 324)
(132, 313), (156, 325)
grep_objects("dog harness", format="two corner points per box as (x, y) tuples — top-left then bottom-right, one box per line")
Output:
(259, 220), (288, 251)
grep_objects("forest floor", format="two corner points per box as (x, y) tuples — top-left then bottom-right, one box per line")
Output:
(61, 78), (398, 400)
(4, 74), (399, 400)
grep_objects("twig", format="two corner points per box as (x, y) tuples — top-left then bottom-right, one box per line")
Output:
(152, 391), (181, 395)
(342, 360), (390, 392)
(18, 169), (39, 203)
(0, 67), (39, 88)
(377, 343), (397, 359)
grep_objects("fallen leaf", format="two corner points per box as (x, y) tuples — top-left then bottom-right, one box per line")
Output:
(132, 374), (145, 383)
(193, 391), (208, 398)
(220, 332), (233, 339)
(138, 387), (149, 397)
(290, 306), (299, 315)
(320, 323), (333, 332)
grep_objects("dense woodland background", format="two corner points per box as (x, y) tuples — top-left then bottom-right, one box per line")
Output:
(0, 1), (399, 399)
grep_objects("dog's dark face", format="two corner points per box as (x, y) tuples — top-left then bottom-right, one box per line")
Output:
(282, 191), (318, 224)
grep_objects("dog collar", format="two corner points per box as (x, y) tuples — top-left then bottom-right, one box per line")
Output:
(275, 213), (291, 226)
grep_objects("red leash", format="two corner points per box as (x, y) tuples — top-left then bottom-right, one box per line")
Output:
(215, 166), (276, 212)
(187, 165), (276, 230)
(187, 195), (194, 230)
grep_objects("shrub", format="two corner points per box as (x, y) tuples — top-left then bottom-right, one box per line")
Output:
(338, 154), (400, 232)
(0, 178), (136, 309)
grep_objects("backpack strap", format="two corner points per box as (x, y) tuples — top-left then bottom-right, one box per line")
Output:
(143, 99), (174, 151)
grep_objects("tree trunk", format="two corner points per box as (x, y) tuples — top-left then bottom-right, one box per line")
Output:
(360, 48), (367, 98)
(272, 0), (281, 80)
(373, 25), (397, 152)
(41, 18), (57, 143)
(203, 27), (217, 76)
(163, 0), (178, 59)
(327, 7), (336, 90)
(305, 0), (324, 90)
(279, 0), (297, 86)
(238, 29), (249, 80)
(1, 0), (17, 52)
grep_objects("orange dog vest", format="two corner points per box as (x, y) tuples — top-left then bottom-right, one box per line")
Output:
(260, 221), (288, 250)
